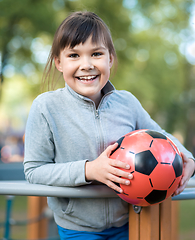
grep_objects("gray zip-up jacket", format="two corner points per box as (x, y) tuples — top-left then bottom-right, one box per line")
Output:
(24, 81), (194, 232)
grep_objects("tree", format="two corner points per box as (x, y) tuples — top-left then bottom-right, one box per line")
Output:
(0, 0), (194, 151)
(0, 0), (57, 95)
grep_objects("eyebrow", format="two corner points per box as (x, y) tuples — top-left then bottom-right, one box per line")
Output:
(67, 46), (107, 52)
(92, 46), (107, 51)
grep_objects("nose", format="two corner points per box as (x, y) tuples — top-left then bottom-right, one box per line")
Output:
(79, 56), (94, 71)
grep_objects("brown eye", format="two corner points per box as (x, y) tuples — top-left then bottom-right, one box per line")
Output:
(92, 52), (102, 57)
(69, 53), (79, 58)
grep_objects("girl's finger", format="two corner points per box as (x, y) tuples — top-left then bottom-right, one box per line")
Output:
(106, 180), (124, 194)
(107, 173), (131, 186)
(109, 167), (133, 180)
(110, 158), (130, 170)
(106, 142), (118, 156)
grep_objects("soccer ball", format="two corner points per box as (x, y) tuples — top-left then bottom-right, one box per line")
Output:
(110, 129), (183, 206)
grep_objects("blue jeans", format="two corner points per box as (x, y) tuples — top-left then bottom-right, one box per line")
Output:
(57, 223), (128, 240)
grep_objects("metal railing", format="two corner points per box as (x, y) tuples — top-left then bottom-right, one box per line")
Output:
(0, 179), (195, 199)
(0, 178), (195, 240)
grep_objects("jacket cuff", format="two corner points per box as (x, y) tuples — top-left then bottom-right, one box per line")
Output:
(69, 160), (91, 186)
(191, 160), (195, 178)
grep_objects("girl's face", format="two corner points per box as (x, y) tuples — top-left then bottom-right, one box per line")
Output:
(54, 36), (114, 106)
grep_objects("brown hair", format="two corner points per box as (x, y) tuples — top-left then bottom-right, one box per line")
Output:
(42, 11), (117, 91)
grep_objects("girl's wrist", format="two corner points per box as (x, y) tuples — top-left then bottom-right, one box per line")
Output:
(85, 161), (94, 182)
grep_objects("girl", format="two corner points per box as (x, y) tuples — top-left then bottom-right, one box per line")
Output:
(24, 11), (195, 240)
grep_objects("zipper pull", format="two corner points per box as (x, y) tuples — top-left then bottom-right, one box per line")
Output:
(95, 110), (99, 118)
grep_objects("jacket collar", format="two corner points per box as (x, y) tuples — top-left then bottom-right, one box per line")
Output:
(65, 80), (115, 104)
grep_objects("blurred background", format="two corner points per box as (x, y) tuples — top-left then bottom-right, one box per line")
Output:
(0, 0), (195, 239)
(1, 0), (195, 163)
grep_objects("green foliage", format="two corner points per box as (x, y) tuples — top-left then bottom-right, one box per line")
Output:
(0, 0), (195, 149)
(0, 0), (57, 84)
(179, 200), (195, 233)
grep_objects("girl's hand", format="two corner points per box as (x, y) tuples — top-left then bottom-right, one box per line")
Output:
(172, 152), (195, 196)
(85, 143), (133, 193)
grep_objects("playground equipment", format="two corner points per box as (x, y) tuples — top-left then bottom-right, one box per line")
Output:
(0, 162), (195, 240)
(0, 179), (195, 240)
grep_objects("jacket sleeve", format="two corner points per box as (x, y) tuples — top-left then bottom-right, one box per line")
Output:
(23, 99), (90, 187)
(133, 95), (195, 161)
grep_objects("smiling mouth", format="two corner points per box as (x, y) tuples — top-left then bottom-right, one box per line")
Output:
(76, 75), (98, 81)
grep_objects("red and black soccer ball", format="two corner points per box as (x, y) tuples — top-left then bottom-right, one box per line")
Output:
(110, 129), (183, 206)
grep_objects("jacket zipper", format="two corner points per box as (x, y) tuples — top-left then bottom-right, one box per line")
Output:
(94, 108), (105, 155)
(105, 199), (110, 228)
(94, 94), (112, 227)
(93, 90), (113, 153)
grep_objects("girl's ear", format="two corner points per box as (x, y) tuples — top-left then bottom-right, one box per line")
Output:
(54, 57), (63, 72)
(109, 54), (114, 69)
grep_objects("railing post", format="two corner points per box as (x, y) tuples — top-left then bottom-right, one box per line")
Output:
(171, 201), (179, 240)
(129, 198), (178, 240)
(129, 204), (140, 240)
(27, 196), (47, 240)
(159, 198), (172, 240)
(3, 196), (14, 240)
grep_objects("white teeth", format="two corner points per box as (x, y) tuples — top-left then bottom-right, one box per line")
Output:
(78, 75), (96, 80)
